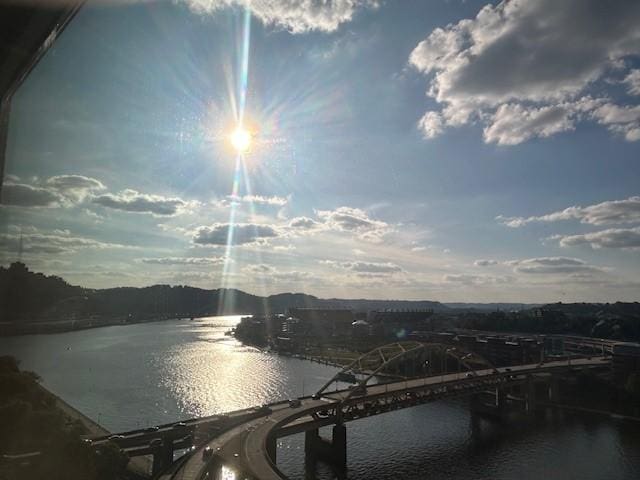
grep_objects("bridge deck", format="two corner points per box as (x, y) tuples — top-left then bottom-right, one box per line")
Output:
(169, 356), (610, 480)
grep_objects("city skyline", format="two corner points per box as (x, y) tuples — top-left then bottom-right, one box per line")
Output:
(1, 0), (640, 303)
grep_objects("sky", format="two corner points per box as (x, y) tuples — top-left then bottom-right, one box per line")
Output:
(1, 0), (640, 303)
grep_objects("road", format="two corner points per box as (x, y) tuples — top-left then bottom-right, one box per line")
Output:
(169, 356), (610, 480)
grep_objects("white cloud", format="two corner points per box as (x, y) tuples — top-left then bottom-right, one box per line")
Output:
(243, 263), (316, 283)
(1, 182), (62, 207)
(474, 259), (498, 267)
(273, 244), (296, 252)
(139, 256), (227, 265)
(497, 196), (640, 227)
(226, 194), (288, 207)
(244, 263), (276, 275)
(182, 0), (377, 33)
(0, 228), (133, 255)
(288, 216), (323, 230)
(317, 206), (391, 242)
(1, 174), (106, 208)
(322, 260), (403, 274)
(1, 176), (192, 221)
(443, 273), (511, 285)
(46, 175), (106, 202)
(417, 111), (444, 139)
(193, 223), (281, 245)
(508, 257), (603, 275)
(483, 100), (593, 145)
(624, 69), (640, 95)
(591, 103), (640, 141)
(409, 0), (640, 144)
(92, 189), (193, 216)
(553, 227), (640, 250)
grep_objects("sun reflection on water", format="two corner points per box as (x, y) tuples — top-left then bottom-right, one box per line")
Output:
(220, 465), (236, 480)
(161, 317), (286, 417)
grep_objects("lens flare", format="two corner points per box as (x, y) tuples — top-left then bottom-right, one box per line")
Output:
(230, 127), (251, 153)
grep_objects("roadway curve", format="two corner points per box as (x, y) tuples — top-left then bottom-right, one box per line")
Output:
(167, 357), (610, 480)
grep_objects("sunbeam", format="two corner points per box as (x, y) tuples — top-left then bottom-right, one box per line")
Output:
(219, 6), (253, 314)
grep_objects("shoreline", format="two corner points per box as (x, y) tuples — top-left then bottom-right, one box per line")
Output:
(36, 382), (152, 477)
(0, 313), (246, 337)
(45, 386), (111, 438)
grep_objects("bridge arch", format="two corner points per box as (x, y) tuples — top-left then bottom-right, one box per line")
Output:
(316, 341), (496, 401)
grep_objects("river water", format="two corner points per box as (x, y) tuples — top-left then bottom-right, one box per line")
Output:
(1, 316), (639, 480)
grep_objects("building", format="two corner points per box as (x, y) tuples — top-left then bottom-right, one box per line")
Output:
(612, 342), (640, 380)
(286, 308), (354, 339)
(368, 309), (433, 338)
(351, 319), (371, 337)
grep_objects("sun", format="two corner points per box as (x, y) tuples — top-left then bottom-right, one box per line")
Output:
(230, 127), (252, 154)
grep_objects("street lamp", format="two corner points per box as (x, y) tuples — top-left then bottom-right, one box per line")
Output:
(423, 360), (430, 386)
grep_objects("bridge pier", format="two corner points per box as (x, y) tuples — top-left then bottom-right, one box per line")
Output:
(470, 387), (508, 420)
(548, 375), (561, 403)
(304, 425), (347, 471)
(496, 387), (507, 410)
(525, 375), (537, 413)
(151, 437), (174, 478)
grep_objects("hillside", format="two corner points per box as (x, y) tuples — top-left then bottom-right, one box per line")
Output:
(0, 263), (448, 322)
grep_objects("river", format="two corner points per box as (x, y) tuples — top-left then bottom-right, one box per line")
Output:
(1, 316), (639, 480)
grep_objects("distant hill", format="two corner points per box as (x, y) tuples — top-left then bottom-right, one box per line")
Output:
(0, 263), (449, 322)
(3, 263), (637, 328)
(538, 301), (640, 317)
(444, 303), (541, 312)
(0, 262), (85, 321)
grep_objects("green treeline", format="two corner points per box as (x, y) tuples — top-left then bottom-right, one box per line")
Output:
(457, 305), (640, 342)
(1, 262), (639, 342)
(0, 262), (443, 322)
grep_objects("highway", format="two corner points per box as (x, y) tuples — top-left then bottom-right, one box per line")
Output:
(168, 356), (610, 480)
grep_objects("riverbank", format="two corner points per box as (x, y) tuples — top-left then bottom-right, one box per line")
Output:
(45, 386), (110, 438)
(36, 383), (152, 477)
(230, 331), (361, 369)
(0, 315), (199, 337)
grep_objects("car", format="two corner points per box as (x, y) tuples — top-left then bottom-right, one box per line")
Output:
(311, 393), (321, 400)
(505, 368), (512, 372)
(81, 438), (93, 446)
(172, 422), (188, 430)
(350, 385), (367, 396)
(144, 426), (159, 433)
(108, 434), (125, 442)
(465, 372), (474, 378)
(316, 410), (330, 419)
(288, 399), (301, 408)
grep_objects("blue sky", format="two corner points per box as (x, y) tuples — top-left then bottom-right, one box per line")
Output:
(1, 0), (640, 302)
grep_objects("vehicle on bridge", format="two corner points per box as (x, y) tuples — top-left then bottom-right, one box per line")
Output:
(157, 341), (613, 480)
(349, 385), (367, 396)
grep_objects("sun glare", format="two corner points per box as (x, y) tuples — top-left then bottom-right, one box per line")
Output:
(230, 127), (251, 153)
